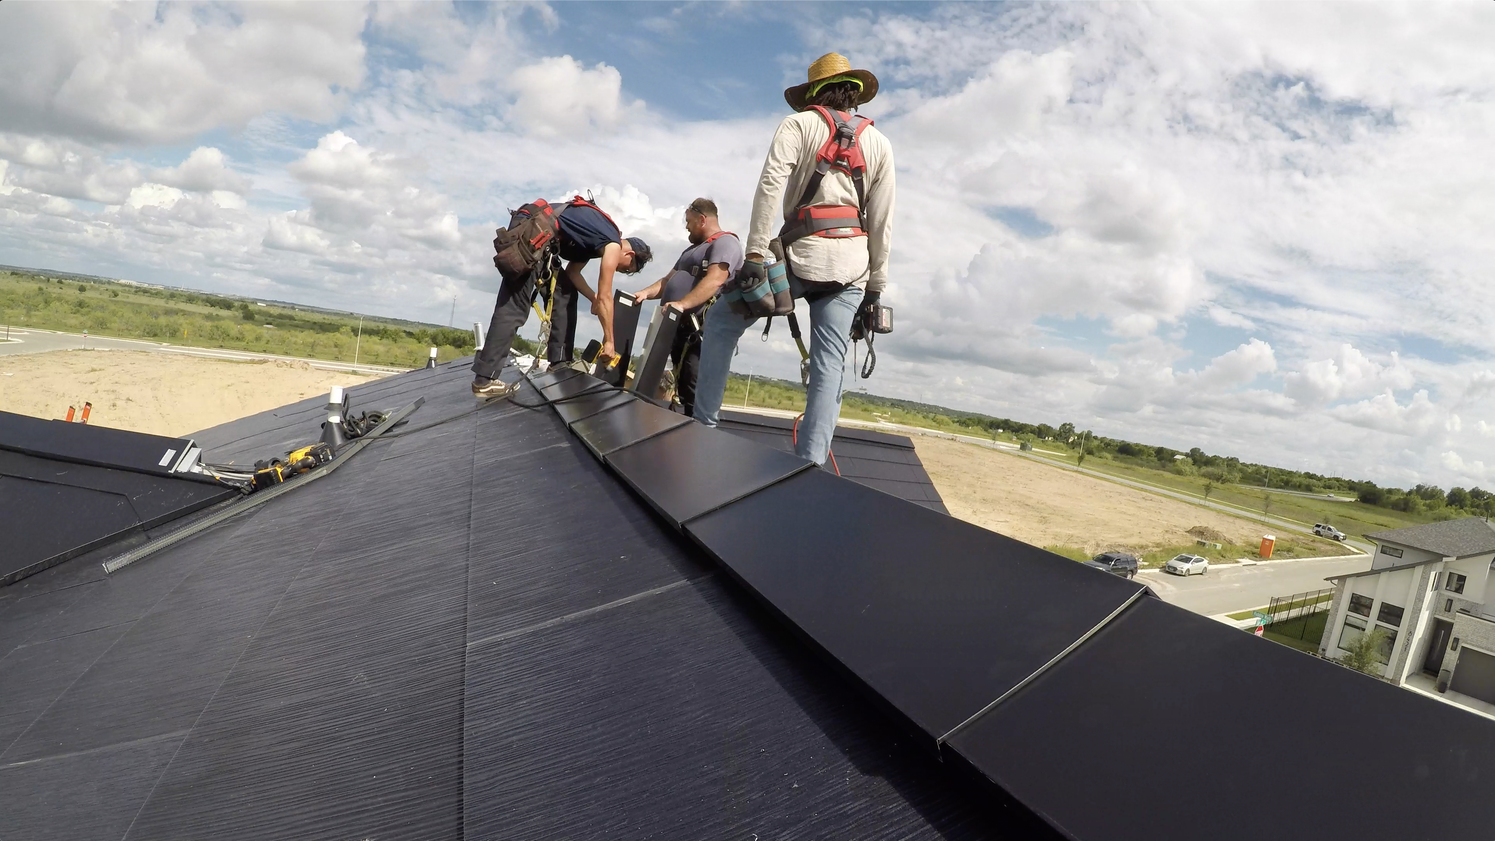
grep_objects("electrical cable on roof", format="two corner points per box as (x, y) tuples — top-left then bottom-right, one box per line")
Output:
(793, 412), (839, 476)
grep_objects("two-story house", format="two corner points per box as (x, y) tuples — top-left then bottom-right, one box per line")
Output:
(1319, 517), (1495, 707)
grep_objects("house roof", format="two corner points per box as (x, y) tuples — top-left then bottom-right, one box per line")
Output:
(1365, 516), (1495, 559)
(6, 360), (1495, 840)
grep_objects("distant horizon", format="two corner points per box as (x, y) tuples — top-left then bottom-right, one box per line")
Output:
(3, 260), (1473, 499)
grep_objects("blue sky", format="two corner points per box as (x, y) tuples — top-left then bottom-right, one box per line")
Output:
(2, 2), (1495, 490)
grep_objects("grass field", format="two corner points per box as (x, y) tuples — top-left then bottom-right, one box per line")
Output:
(1047, 531), (1333, 568)
(1024, 449), (1432, 541)
(0, 269), (534, 369)
(1262, 612), (1328, 654)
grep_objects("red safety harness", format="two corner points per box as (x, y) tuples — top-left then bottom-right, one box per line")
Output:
(778, 105), (874, 248)
(567, 194), (620, 229)
(689, 230), (738, 280)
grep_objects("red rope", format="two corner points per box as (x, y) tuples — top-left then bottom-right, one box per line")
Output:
(793, 413), (840, 476)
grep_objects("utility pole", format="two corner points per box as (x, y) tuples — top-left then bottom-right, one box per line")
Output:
(449, 296), (456, 328)
(744, 368), (754, 408)
(353, 316), (363, 369)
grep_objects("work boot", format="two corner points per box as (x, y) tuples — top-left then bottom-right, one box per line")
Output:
(472, 376), (518, 400)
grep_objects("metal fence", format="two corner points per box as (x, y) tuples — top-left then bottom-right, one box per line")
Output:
(1262, 587), (1335, 640)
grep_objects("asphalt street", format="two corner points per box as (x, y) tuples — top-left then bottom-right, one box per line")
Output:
(0, 328), (406, 374)
(1139, 554), (1370, 617)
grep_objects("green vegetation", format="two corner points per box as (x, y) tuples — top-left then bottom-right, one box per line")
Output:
(1262, 612), (1328, 654)
(718, 369), (1473, 544)
(1339, 627), (1390, 675)
(1042, 545), (1091, 562)
(0, 268), (524, 369)
(4, 264), (1478, 539)
(1226, 594), (1335, 622)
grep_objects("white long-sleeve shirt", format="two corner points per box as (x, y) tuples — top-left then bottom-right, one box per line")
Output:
(746, 109), (895, 295)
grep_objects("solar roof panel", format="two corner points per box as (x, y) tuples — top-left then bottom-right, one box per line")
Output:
(569, 397), (691, 456)
(946, 596), (1495, 839)
(684, 467), (1147, 742)
(603, 421), (811, 526)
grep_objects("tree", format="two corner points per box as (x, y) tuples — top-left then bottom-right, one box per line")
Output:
(1340, 627), (1389, 676)
(1057, 422), (1076, 442)
(1358, 486), (1387, 506)
(1203, 480), (1215, 501)
(1448, 487), (1471, 509)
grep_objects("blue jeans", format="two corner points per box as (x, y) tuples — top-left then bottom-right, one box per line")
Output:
(694, 278), (864, 465)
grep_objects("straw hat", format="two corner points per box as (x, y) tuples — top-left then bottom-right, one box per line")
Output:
(783, 52), (879, 112)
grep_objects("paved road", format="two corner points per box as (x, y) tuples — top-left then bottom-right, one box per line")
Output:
(0, 328), (406, 374)
(1139, 554), (1370, 617)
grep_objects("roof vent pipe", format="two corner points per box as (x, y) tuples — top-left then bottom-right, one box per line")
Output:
(472, 322), (485, 351)
(320, 386), (350, 450)
(427, 347), (438, 369)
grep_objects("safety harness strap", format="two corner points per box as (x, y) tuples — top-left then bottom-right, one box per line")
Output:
(780, 107), (873, 248)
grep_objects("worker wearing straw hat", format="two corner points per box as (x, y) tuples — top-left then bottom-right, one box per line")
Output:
(692, 52), (896, 466)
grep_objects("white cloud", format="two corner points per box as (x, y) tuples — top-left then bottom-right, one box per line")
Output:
(0, 2), (369, 144)
(126, 183), (184, 210)
(507, 56), (642, 137)
(1192, 339), (1277, 390)
(152, 147), (249, 194)
(1282, 344), (1415, 406)
(1442, 451), (1491, 483)
(1330, 389), (1440, 436)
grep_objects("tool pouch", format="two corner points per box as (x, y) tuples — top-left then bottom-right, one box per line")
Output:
(719, 281), (748, 317)
(767, 261), (793, 316)
(766, 239), (795, 315)
(737, 261), (777, 318)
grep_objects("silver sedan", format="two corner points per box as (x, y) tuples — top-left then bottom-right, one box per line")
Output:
(1163, 554), (1210, 576)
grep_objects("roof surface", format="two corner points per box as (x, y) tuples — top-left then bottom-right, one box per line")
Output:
(0, 361), (1014, 840)
(8, 360), (1495, 840)
(1366, 516), (1495, 558)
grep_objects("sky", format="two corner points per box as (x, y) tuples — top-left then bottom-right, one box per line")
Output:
(2, 1), (1494, 490)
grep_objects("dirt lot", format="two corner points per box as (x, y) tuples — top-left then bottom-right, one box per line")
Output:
(914, 436), (1283, 556)
(0, 350), (381, 437)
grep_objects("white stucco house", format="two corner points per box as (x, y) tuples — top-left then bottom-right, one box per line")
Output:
(1319, 517), (1495, 710)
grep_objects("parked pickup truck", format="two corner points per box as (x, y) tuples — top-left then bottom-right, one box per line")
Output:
(1313, 523), (1346, 541)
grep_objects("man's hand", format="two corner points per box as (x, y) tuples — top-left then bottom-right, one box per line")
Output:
(591, 297), (605, 317)
(599, 341), (617, 364)
(634, 287), (655, 302)
(664, 301), (684, 313)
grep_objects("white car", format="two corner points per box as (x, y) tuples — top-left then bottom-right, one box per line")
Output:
(1164, 554), (1209, 576)
(1313, 523), (1346, 541)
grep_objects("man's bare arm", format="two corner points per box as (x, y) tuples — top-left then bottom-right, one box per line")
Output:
(670, 264), (729, 311)
(565, 261), (595, 302)
(593, 243), (622, 355)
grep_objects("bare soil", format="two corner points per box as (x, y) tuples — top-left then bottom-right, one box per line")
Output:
(914, 437), (1276, 555)
(0, 350), (381, 437)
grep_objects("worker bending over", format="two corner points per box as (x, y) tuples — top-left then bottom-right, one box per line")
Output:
(692, 53), (895, 464)
(634, 198), (743, 417)
(472, 196), (653, 398)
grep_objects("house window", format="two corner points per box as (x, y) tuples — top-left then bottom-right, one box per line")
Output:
(1348, 594), (1373, 617)
(1339, 615), (1367, 650)
(1447, 572), (1467, 594)
(1375, 627), (1398, 664)
(1377, 603), (1404, 627)
(1380, 545), (1404, 558)
(1446, 599), (1454, 612)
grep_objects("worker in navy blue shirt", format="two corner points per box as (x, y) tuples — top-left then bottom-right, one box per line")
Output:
(473, 197), (652, 398)
(633, 198), (743, 416)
